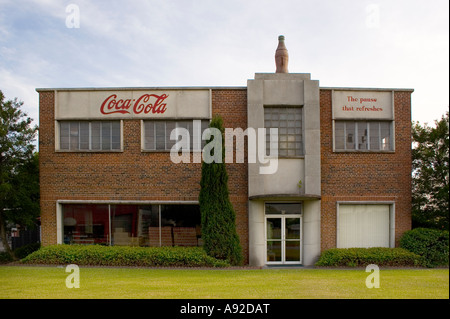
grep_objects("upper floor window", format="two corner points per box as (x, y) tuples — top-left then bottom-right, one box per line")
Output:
(334, 121), (392, 151)
(143, 120), (210, 151)
(264, 106), (303, 157)
(59, 121), (121, 151)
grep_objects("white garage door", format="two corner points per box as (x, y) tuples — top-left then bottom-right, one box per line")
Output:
(338, 204), (390, 248)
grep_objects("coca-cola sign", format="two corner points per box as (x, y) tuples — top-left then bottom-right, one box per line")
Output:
(100, 93), (169, 115)
(55, 89), (210, 120)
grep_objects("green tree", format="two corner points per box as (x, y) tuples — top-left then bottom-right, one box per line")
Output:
(7, 152), (40, 227)
(0, 90), (39, 259)
(199, 115), (243, 265)
(412, 111), (449, 230)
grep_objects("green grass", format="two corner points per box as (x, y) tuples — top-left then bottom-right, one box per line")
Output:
(0, 266), (448, 299)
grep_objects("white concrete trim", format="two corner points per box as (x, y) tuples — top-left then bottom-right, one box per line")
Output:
(56, 199), (199, 205)
(56, 202), (62, 244)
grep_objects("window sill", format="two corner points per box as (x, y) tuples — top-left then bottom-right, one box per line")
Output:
(333, 150), (395, 153)
(55, 149), (123, 153)
(263, 155), (305, 159)
(141, 150), (204, 153)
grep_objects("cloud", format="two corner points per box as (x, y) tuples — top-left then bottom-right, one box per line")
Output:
(0, 68), (39, 126)
(0, 0), (448, 125)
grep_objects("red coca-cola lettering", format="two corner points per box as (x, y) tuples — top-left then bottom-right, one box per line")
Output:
(100, 93), (169, 115)
(134, 94), (168, 114)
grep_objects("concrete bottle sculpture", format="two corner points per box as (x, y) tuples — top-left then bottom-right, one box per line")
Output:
(275, 35), (289, 73)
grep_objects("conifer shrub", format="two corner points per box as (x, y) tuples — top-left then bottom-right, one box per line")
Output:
(199, 115), (243, 265)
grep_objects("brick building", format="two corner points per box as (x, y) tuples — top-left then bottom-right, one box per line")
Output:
(37, 39), (413, 266)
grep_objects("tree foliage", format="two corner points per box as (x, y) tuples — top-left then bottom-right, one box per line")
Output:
(199, 115), (243, 265)
(5, 152), (40, 227)
(411, 111), (449, 230)
(0, 90), (39, 258)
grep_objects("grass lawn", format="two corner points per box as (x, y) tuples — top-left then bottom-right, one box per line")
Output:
(0, 266), (448, 299)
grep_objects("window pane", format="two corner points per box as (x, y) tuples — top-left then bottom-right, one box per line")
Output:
(266, 218), (282, 239)
(69, 121), (79, 150)
(357, 122), (368, 150)
(111, 121), (121, 150)
(165, 121), (176, 150)
(345, 122), (355, 150)
(60, 122), (70, 149)
(286, 218), (301, 239)
(140, 205), (160, 247)
(267, 241), (282, 262)
(91, 122), (101, 150)
(335, 121), (345, 150)
(63, 204), (109, 245)
(201, 120), (210, 149)
(144, 121), (155, 150)
(285, 240), (301, 262)
(369, 122), (380, 150)
(380, 122), (391, 150)
(111, 205), (138, 246)
(101, 122), (111, 150)
(175, 121), (191, 150)
(155, 122), (166, 150)
(79, 122), (90, 150)
(265, 203), (302, 215)
(265, 107), (302, 156)
(287, 149), (296, 156)
(161, 205), (201, 247)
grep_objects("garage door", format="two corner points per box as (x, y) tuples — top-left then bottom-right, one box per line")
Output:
(337, 204), (390, 248)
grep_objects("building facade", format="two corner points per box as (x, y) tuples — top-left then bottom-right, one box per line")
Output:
(38, 69), (413, 266)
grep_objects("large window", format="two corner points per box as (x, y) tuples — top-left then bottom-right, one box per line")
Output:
(59, 121), (121, 151)
(334, 121), (392, 151)
(62, 203), (201, 247)
(337, 204), (392, 248)
(143, 120), (210, 151)
(264, 107), (303, 157)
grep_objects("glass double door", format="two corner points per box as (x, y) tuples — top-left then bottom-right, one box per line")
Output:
(266, 215), (302, 264)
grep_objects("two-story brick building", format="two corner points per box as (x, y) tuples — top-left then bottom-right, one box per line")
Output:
(37, 37), (413, 266)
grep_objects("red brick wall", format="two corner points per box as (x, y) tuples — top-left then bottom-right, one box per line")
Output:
(319, 89), (412, 250)
(211, 89), (249, 261)
(40, 86), (411, 261)
(38, 88), (249, 262)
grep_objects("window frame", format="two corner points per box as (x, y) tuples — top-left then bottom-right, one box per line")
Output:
(57, 120), (122, 152)
(336, 201), (395, 249)
(333, 120), (394, 152)
(264, 106), (304, 158)
(142, 119), (210, 152)
(57, 201), (201, 247)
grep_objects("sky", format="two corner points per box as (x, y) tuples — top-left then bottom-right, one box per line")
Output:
(0, 0), (449, 132)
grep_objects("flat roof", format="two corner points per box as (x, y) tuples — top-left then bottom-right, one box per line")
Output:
(36, 86), (414, 92)
(320, 86), (414, 92)
(35, 86), (248, 92)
